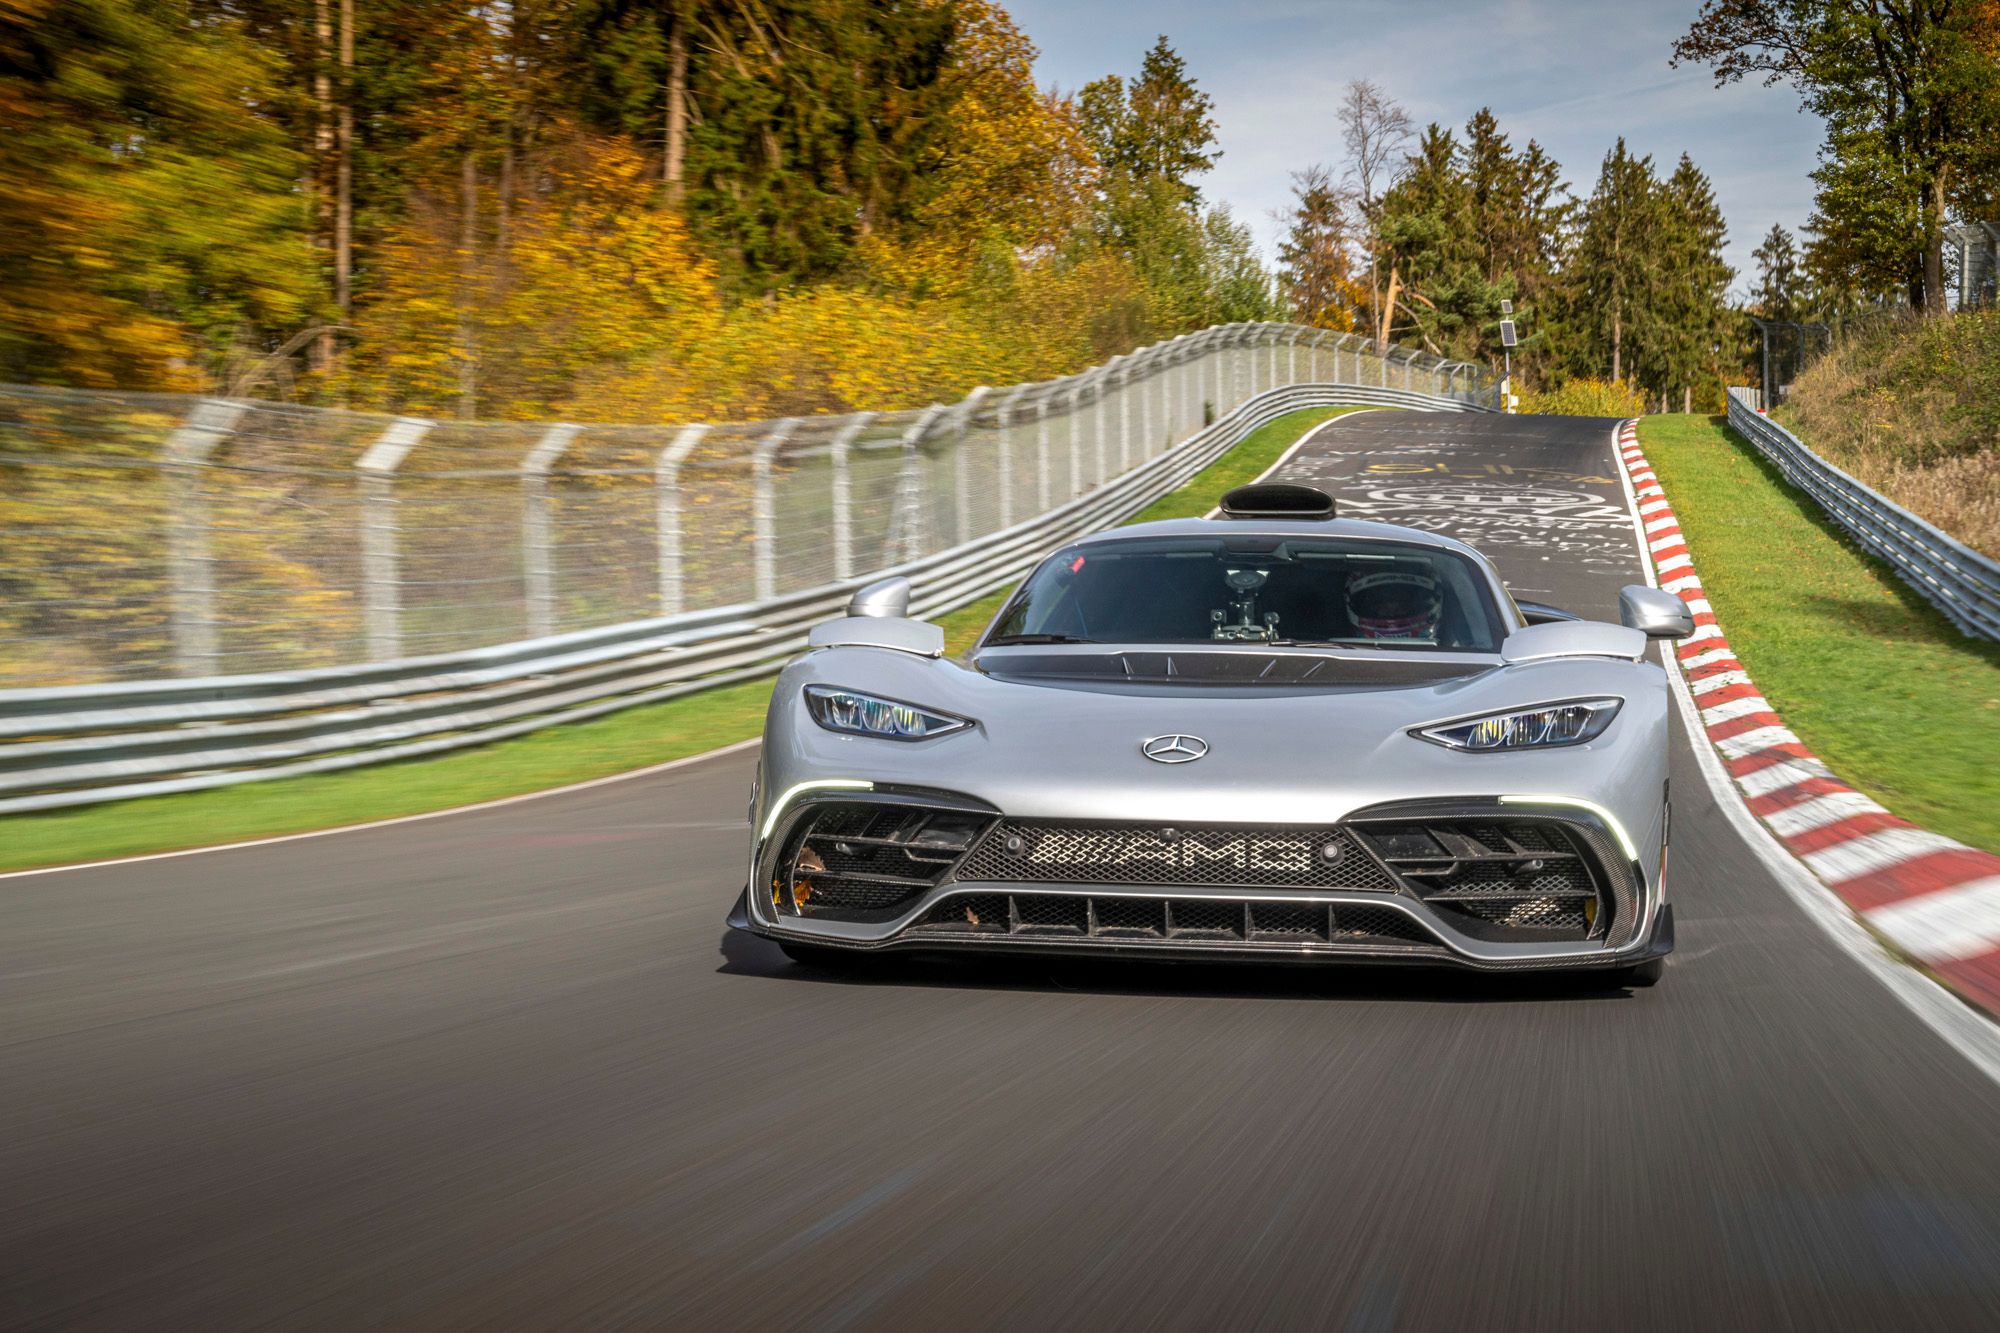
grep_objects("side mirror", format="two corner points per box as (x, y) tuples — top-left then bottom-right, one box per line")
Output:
(846, 575), (912, 619)
(1618, 584), (1694, 639)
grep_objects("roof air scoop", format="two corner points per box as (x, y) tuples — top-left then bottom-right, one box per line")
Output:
(1218, 483), (1336, 520)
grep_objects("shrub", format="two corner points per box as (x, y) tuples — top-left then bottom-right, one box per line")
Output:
(1522, 378), (1647, 418)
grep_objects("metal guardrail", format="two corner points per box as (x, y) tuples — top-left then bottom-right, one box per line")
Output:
(1726, 387), (2000, 640)
(2, 322), (1492, 687)
(0, 383), (1490, 814)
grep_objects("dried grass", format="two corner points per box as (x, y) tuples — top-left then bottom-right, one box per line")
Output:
(1778, 310), (2000, 557)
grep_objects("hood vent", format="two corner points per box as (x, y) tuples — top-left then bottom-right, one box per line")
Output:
(1218, 483), (1336, 520)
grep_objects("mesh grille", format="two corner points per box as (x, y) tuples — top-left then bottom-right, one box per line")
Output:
(1014, 895), (1088, 933)
(1169, 900), (1245, 938)
(1094, 897), (1167, 936)
(1363, 816), (1605, 942)
(778, 802), (991, 922)
(960, 823), (1395, 891)
(1250, 903), (1328, 941)
(911, 895), (1433, 949)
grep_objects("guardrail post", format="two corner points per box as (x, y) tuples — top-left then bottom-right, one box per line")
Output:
(1211, 328), (1225, 419)
(949, 387), (989, 546)
(161, 398), (247, 676)
(1034, 388), (1054, 511)
(829, 413), (873, 581)
(1089, 367), (1110, 483)
(356, 416), (434, 663)
(996, 386), (1027, 528)
(892, 404), (946, 562)
(752, 418), (799, 602)
(521, 423), (580, 639)
(1115, 359), (1133, 472)
(655, 423), (710, 615)
(1141, 349), (1157, 454)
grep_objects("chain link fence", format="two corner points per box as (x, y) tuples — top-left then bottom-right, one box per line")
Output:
(1, 322), (1493, 686)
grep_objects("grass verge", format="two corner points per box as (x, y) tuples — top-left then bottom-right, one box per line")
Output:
(1639, 414), (2000, 852)
(2, 405), (1367, 872)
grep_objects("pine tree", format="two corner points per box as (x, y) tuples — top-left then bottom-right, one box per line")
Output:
(1080, 35), (1219, 205)
(1752, 224), (1804, 321)
(1652, 154), (1733, 410)
(1277, 166), (1361, 330)
(1567, 139), (1661, 385)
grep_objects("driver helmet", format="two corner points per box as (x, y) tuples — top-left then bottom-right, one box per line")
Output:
(1346, 567), (1441, 640)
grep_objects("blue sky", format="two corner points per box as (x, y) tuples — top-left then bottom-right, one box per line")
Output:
(1005, 0), (1823, 296)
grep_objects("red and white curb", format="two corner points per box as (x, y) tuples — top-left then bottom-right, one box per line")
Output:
(1618, 419), (2000, 1016)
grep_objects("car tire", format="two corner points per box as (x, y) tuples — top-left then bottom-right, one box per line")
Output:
(778, 941), (869, 969)
(1619, 957), (1666, 988)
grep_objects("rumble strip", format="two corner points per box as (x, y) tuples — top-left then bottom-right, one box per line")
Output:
(1618, 418), (2000, 1018)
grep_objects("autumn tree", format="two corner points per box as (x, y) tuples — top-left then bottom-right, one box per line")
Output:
(0, 0), (311, 388)
(1277, 165), (1362, 330)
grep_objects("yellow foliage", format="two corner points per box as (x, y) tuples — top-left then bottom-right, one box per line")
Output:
(862, 0), (1097, 298)
(345, 134), (722, 420)
(1523, 378), (1649, 418)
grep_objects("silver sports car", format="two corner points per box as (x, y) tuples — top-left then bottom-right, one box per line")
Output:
(729, 483), (1690, 984)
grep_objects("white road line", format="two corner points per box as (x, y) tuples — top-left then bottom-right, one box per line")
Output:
(1205, 406), (1398, 514)
(0, 737), (764, 881)
(1866, 877), (2000, 964)
(1607, 418), (2000, 1087)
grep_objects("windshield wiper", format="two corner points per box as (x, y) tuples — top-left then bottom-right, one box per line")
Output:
(984, 633), (1098, 646)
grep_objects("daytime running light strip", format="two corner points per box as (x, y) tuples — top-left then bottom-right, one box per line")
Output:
(758, 778), (874, 843)
(1499, 794), (1640, 862)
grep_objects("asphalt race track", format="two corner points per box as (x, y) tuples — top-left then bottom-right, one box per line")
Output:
(7, 412), (1999, 1328)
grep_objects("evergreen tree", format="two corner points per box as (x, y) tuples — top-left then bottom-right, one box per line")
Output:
(1277, 165), (1361, 330)
(1566, 139), (1662, 385)
(1752, 224), (1804, 321)
(1651, 153), (1734, 410)
(1079, 35), (1219, 205)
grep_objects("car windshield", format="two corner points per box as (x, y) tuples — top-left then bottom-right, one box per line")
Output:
(986, 535), (1506, 653)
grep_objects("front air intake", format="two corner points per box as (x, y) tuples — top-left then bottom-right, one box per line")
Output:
(1218, 483), (1336, 520)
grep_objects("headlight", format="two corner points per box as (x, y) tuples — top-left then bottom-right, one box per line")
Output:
(804, 685), (973, 740)
(1415, 698), (1620, 751)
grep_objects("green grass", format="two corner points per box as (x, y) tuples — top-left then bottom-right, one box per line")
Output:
(1640, 414), (2000, 852)
(1, 405), (1365, 871)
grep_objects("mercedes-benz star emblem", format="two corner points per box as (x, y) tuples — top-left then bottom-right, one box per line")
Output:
(1141, 734), (1209, 764)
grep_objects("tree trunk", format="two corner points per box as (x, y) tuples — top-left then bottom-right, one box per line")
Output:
(1922, 177), (1947, 315)
(1683, 384), (1691, 414)
(457, 151), (478, 420)
(1378, 263), (1400, 355)
(334, 0), (353, 333)
(311, 0), (334, 374)
(1611, 301), (1621, 383)
(664, 9), (689, 203)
